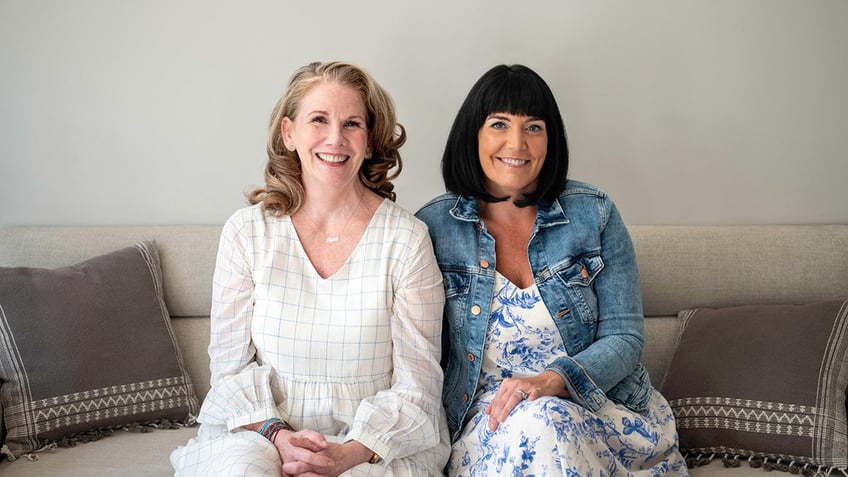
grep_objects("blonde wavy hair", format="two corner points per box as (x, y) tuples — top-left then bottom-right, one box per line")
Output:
(247, 61), (406, 216)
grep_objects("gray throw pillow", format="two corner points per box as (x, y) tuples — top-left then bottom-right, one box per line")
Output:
(0, 242), (198, 459)
(660, 301), (848, 473)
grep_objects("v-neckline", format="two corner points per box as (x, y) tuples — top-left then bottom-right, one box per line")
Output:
(291, 198), (386, 280)
(495, 270), (538, 293)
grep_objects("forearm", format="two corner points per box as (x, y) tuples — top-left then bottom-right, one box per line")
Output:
(349, 248), (445, 462)
(197, 364), (281, 430)
(209, 217), (257, 383)
(556, 197), (644, 398)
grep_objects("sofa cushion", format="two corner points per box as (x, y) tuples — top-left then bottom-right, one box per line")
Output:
(0, 425), (198, 476)
(660, 301), (848, 472)
(0, 242), (199, 459)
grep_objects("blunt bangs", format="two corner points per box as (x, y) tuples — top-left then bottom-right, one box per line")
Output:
(479, 72), (551, 122)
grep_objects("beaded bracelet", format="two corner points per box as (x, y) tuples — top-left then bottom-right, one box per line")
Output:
(258, 418), (294, 442)
(262, 420), (293, 442)
(258, 417), (280, 436)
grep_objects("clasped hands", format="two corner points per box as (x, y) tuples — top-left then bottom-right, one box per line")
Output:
(484, 370), (569, 432)
(272, 429), (372, 477)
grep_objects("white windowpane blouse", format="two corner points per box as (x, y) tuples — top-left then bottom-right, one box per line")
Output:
(196, 199), (449, 470)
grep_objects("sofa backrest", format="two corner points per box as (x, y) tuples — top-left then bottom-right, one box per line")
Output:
(630, 225), (848, 315)
(2, 224), (847, 397)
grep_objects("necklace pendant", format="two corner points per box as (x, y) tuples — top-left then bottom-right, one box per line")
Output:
(326, 236), (340, 244)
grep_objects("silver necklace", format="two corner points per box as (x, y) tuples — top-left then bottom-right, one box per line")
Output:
(301, 193), (364, 244)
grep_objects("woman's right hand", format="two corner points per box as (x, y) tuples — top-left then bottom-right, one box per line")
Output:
(485, 370), (569, 431)
(273, 429), (334, 476)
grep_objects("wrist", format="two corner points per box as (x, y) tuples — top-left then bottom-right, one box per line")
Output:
(345, 439), (380, 465)
(257, 417), (294, 442)
(269, 427), (292, 444)
(541, 370), (569, 397)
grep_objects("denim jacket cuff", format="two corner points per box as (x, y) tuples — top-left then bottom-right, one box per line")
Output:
(547, 358), (608, 413)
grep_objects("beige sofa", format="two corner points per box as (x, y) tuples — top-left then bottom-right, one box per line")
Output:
(0, 224), (845, 476)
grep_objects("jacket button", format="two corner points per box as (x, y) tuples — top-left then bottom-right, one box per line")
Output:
(471, 305), (481, 315)
(479, 259), (489, 269)
(462, 394), (469, 403)
(467, 353), (475, 362)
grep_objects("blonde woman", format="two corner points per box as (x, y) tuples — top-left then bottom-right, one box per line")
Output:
(171, 62), (449, 476)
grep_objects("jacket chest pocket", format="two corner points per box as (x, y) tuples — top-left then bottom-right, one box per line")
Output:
(554, 254), (604, 324)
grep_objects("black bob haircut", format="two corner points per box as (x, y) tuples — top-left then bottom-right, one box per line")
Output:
(441, 64), (569, 207)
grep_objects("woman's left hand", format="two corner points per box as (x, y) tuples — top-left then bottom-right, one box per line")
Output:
(485, 370), (569, 432)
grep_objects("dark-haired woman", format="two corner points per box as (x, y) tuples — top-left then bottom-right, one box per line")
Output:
(416, 64), (687, 476)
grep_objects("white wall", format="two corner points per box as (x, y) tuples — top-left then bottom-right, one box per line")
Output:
(1, 0), (846, 226)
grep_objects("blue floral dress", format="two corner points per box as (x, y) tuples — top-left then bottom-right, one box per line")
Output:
(446, 272), (688, 476)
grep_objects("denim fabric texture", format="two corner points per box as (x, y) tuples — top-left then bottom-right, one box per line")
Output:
(415, 180), (652, 441)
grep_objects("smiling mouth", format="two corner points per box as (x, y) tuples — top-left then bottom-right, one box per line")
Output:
(498, 157), (529, 166)
(317, 153), (349, 163)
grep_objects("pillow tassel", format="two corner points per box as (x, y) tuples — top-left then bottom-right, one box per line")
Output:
(58, 427), (115, 447)
(49, 416), (200, 450)
(1, 444), (16, 462)
(683, 452), (716, 468)
(1, 441), (58, 462)
(764, 459), (792, 473)
(713, 453), (847, 475)
(722, 454), (741, 468)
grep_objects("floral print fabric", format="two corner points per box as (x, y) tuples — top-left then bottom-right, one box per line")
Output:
(447, 272), (688, 476)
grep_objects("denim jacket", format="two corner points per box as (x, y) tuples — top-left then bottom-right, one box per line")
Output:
(415, 180), (652, 440)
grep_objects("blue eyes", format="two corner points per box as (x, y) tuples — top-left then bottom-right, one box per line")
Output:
(488, 121), (545, 132)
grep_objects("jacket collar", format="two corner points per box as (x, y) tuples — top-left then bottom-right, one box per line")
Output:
(449, 194), (570, 227)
